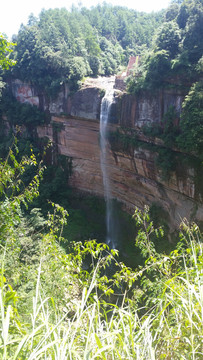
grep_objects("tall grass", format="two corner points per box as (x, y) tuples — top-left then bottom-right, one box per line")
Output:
(0, 223), (202, 359)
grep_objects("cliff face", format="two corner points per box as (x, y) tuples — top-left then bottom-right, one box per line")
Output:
(10, 78), (203, 228)
(117, 90), (184, 128)
(10, 78), (185, 126)
(37, 115), (202, 229)
(10, 78), (104, 120)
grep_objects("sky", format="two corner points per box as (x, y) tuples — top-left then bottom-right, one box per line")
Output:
(1, 0), (171, 39)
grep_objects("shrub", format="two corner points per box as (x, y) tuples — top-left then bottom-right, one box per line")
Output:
(178, 81), (203, 159)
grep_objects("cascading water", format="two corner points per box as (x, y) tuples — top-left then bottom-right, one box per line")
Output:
(100, 76), (117, 249)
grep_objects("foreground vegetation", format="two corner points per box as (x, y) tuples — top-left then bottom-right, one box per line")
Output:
(0, 143), (202, 359)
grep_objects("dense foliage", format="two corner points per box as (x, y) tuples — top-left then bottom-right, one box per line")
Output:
(178, 80), (203, 158)
(0, 34), (16, 70)
(127, 0), (203, 93)
(4, 4), (164, 96)
(0, 90), (45, 126)
(0, 147), (202, 359)
(0, 34), (16, 96)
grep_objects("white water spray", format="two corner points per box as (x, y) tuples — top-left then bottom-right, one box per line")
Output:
(100, 77), (116, 249)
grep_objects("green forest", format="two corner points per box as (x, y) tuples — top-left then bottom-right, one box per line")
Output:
(8, 3), (164, 94)
(0, 0), (203, 358)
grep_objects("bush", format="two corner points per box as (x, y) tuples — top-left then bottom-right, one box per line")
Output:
(178, 81), (203, 158)
(0, 90), (45, 126)
(1, 194), (203, 358)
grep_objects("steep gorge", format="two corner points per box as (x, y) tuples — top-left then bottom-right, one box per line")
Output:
(9, 77), (203, 230)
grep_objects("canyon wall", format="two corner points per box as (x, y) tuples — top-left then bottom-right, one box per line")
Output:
(10, 78), (203, 228)
(10, 78), (185, 126)
(36, 114), (202, 229)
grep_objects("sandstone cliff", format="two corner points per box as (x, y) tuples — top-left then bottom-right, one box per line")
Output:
(10, 78), (203, 229)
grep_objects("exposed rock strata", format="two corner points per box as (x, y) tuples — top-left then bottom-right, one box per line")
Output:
(10, 78), (203, 227)
(37, 116), (203, 229)
(10, 78), (185, 127)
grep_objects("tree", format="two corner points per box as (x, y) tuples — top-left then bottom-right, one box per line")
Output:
(182, 0), (203, 63)
(145, 50), (171, 87)
(165, 3), (179, 21)
(0, 34), (16, 70)
(154, 21), (181, 59)
(176, 1), (190, 28)
(178, 81), (203, 158)
(0, 34), (16, 96)
(4, 5), (165, 96)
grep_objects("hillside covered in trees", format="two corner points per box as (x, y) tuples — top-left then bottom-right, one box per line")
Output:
(3, 0), (201, 96)
(5, 3), (164, 95)
(127, 0), (203, 92)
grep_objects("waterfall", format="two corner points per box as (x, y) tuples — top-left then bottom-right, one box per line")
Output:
(100, 77), (117, 249)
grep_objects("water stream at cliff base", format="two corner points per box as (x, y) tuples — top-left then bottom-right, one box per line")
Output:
(100, 76), (117, 249)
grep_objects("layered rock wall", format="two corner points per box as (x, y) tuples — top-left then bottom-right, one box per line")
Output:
(9, 78), (203, 227)
(37, 115), (203, 229)
(10, 78), (185, 127)
(116, 89), (185, 128)
(10, 78), (105, 120)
